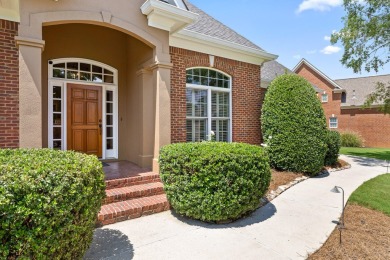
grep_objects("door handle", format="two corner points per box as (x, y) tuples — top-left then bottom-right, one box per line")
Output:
(99, 119), (102, 135)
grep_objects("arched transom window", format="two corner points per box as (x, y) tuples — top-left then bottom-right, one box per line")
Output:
(52, 61), (115, 84)
(186, 68), (232, 142)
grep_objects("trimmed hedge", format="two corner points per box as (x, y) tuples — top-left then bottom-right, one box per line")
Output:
(261, 74), (327, 175)
(324, 130), (341, 166)
(0, 149), (106, 259)
(159, 142), (271, 222)
(340, 131), (364, 147)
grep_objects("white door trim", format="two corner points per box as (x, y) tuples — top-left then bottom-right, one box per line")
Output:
(48, 58), (119, 159)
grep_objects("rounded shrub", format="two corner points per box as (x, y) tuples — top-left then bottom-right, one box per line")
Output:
(261, 74), (327, 175)
(340, 131), (364, 147)
(159, 142), (271, 222)
(0, 149), (106, 259)
(324, 130), (341, 166)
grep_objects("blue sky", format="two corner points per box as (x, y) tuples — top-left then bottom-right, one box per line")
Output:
(189, 0), (390, 79)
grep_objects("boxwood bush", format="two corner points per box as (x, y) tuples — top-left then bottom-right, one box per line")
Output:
(159, 142), (271, 222)
(340, 131), (364, 147)
(261, 74), (327, 175)
(324, 130), (341, 166)
(0, 149), (106, 259)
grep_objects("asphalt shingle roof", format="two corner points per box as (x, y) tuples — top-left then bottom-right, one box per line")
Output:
(335, 75), (390, 106)
(182, 0), (264, 51)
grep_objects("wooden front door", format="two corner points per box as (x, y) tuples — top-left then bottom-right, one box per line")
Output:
(67, 84), (102, 157)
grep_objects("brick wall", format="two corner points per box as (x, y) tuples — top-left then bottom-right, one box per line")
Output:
(170, 47), (263, 145)
(0, 19), (19, 148)
(296, 64), (390, 148)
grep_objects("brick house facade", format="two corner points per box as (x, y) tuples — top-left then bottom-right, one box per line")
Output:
(0, 0), (277, 171)
(294, 59), (390, 148)
(0, 20), (19, 148)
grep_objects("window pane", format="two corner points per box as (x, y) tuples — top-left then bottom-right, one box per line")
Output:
(186, 89), (193, 116)
(92, 65), (103, 73)
(209, 70), (216, 78)
(186, 75), (193, 84)
(212, 119), (229, 142)
(53, 63), (65, 68)
(201, 69), (208, 77)
(106, 115), (113, 126)
(53, 100), (61, 112)
(53, 127), (61, 140)
(67, 70), (78, 80)
(106, 91), (113, 102)
(104, 69), (113, 75)
(80, 72), (91, 81)
(193, 69), (200, 76)
(194, 119), (207, 142)
(53, 140), (62, 150)
(107, 139), (113, 149)
(107, 127), (113, 138)
(67, 62), (78, 70)
(194, 90), (207, 117)
(53, 86), (61, 99)
(212, 92), (229, 117)
(80, 63), (91, 72)
(53, 114), (61, 126)
(106, 103), (113, 114)
(104, 75), (114, 84)
(186, 120), (193, 142)
(53, 69), (65, 78)
(92, 74), (103, 83)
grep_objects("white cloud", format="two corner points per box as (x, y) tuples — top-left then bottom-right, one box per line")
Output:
(320, 45), (341, 54)
(293, 54), (302, 59)
(324, 35), (331, 41)
(297, 0), (342, 13)
(307, 50), (317, 54)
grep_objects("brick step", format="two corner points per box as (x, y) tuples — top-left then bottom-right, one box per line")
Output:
(103, 182), (165, 205)
(105, 172), (161, 190)
(98, 194), (170, 226)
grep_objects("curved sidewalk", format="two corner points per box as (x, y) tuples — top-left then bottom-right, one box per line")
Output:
(85, 156), (389, 260)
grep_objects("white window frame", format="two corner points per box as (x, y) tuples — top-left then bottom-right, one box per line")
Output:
(48, 58), (119, 159)
(329, 117), (338, 129)
(321, 93), (329, 103)
(186, 67), (232, 142)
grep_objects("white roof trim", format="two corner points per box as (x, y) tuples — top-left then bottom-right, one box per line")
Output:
(293, 58), (343, 90)
(141, 0), (198, 34)
(170, 29), (278, 66)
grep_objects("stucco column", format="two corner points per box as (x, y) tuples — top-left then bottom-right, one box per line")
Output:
(136, 68), (155, 168)
(150, 62), (172, 172)
(15, 37), (45, 148)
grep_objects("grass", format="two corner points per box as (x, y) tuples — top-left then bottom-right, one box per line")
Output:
(349, 173), (390, 216)
(340, 147), (390, 161)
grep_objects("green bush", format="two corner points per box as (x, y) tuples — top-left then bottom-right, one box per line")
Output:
(159, 142), (271, 222)
(340, 131), (364, 147)
(324, 130), (341, 166)
(0, 149), (106, 260)
(261, 74), (327, 175)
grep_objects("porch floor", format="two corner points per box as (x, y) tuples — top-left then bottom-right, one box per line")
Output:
(102, 161), (153, 180)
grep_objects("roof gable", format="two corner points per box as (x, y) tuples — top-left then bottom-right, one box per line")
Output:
(293, 59), (343, 90)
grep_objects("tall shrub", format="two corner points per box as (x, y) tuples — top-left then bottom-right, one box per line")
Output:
(261, 74), (327, 175)
(159, 142), (271, 222)
(325, 130), (341, 166)
(0, 149), (106, 259)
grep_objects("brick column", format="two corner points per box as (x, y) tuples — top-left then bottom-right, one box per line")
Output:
(0, 20), (19, 148)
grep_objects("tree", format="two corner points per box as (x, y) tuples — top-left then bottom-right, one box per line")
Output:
(331, 0), (390, 113)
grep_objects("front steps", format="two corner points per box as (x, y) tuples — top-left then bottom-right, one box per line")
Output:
(98, 172), (170, 226)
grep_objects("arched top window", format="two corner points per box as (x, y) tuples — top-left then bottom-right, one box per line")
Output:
(50, 59), (117, 84)
(186, 68), (231, 88)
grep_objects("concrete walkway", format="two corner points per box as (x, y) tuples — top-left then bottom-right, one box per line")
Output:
(84, 156), (389, 260)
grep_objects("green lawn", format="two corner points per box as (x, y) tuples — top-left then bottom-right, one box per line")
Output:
(340, 147), (390, 161)
(349, 174), (390, 216)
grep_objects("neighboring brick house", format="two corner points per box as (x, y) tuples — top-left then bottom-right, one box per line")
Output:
(0, 0), (277, 171)
(294, 59), (390, 148)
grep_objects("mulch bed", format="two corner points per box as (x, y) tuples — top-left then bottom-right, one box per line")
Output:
(267, 169), (303, 194)
(308, 204), (390, 259)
